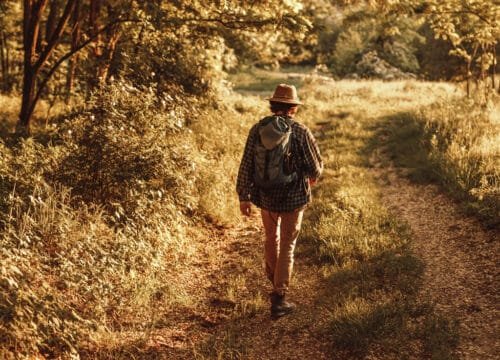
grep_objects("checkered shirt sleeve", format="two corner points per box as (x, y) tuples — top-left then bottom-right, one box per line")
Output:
(300, 125), (323, 180)
(236, 124), (258, 202)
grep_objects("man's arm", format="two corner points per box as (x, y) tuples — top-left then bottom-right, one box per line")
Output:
(302, 127), (323, 182)
(236, 126), (257, 211)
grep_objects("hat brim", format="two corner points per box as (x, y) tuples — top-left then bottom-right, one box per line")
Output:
(268, 97), (303, 105)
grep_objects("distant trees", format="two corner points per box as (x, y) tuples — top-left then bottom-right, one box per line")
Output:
(0, 0), (497, 133)
(303, 0), (498, 91)
(424, 0), (498, 96)
(0, 1), (21, 92)
(8, 0), (309, 133)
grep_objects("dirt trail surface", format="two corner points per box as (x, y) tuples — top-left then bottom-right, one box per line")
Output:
(130, 214), (330, 360)
(194, 215), (331, 359)
(375, 168), (500, 359)
(152, 161), (499, 359)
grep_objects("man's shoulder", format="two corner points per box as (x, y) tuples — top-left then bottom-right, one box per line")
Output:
(291, 121), (311, 137)
(248, 122), (260, 134)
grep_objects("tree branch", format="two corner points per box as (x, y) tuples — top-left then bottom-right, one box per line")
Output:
(427, 10), (493, 26)
(165, 15), (284, 30)
(34, 0), (76, 71)
(29, 0), (49, 65)
(29, 18), (139, 116)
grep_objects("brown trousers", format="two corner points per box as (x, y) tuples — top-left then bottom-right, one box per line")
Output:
(261, 208), (304, 295)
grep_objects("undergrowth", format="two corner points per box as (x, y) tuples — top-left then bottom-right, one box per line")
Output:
(297, 80), (460, 359)
(0, 81), (259, 358)
(382, 97), (499, 227)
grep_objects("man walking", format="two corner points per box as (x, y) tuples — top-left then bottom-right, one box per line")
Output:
(236, 84), (323, 319)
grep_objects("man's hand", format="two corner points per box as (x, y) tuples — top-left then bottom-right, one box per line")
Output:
(240, 201), (252, 217)
(308, 178), (317, 187)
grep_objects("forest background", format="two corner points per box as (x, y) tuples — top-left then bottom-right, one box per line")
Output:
(0, 0), (498, 359)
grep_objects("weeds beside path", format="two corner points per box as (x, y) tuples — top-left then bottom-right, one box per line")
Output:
(83, 78), (498, 359)
(170, 80), (498, 359)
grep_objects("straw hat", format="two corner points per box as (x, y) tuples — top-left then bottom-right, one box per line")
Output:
(268, 84), (302, 105)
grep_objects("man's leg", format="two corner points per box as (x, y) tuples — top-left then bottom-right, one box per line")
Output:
(261, 209), (280, 284)
(274, 209), (304, 295)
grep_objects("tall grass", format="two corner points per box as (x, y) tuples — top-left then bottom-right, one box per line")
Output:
(0, 81), (261, 357)
(383, 97), (499, 226)
(295, 79), (461, 358)
(420, 99), (499, 225)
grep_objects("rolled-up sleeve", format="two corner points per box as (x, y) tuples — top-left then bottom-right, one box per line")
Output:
(236, 125), (257, 201)
(302, 128), (323, 179)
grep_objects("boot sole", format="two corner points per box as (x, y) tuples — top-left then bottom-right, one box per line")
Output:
(271, 308), (294, 319)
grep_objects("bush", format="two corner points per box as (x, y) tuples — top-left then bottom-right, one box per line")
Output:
(418, 98), (500, 224)
(55, 82), (198, 226)
(0, 78), (260, 356)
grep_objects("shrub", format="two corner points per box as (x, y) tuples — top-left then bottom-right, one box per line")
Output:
(418, 98), (500, 224)
(54, 82), (198, 226)
(0, 77), (261, 357)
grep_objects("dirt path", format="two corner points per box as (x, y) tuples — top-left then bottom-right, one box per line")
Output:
(127, 213), (330, 360)
(374, 167), (500, 359)
(136, 156), (499, 359)
(192, 214), (331, 359)
(179, 144), (499, 359)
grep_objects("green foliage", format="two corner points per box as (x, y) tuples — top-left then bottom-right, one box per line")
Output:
(331, 26), (371, 75)
(419, 99), (499, 225)
(1, 246), (88, 358)
(417, 23), (462, 80)
(0, 141), (93, 358)
(55, 82), (198, 225)
(426, 0), (498, 78)
(115, 24), (235, 96)
(328, 10), (425, 76)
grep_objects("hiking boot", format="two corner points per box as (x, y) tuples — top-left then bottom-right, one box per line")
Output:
(270, 292), (296, 319)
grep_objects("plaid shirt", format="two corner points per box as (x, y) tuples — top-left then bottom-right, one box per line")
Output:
(236, 117), (323, 212)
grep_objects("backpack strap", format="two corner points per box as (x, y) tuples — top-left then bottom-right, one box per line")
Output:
(281, 117), (306, 179)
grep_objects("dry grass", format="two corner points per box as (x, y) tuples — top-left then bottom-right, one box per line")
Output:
(295, 78), (463, 358)
(381, 95), (500, 225)
(1, 69), (496, 358)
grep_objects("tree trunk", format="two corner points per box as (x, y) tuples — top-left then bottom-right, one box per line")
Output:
(19, 0), (48, 132)
(466, 62), (471, 98)
(492, 44), (496, 92)
(0, 31), (6, 91)
(45, 0), (59, 43)
(466, 44), (480, 98)
(66, 0), (80, 102)
(97, 24), (120, 85)
(88, 0), (103, 89)
(18, 0), (76, 132)
(90, 0), (102, 57)
(88, 1), (122, 88)
(19, 65), (37, 130)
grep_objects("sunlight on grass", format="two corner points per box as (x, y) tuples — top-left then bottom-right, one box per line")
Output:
(294, 77), (463, 358)
(2, 70), (492, 358)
